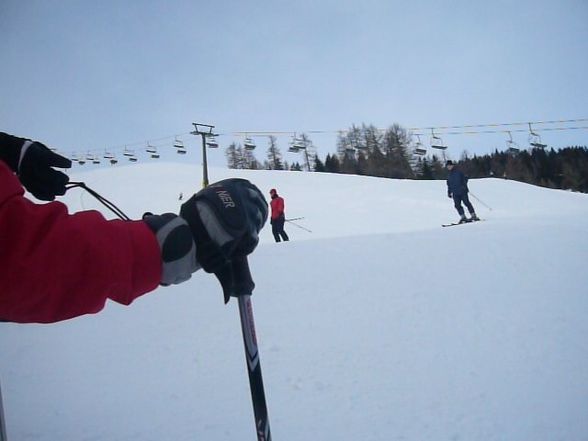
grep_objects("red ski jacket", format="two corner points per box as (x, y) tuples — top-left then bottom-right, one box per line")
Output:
(0, 161), (161, 323)
(270, 196), (285, 220)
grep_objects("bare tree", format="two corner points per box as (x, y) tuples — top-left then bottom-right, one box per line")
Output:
(266, 135), (284, 170)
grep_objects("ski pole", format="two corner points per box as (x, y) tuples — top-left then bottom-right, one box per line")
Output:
(285, 217), (304, 221)
(215, 257), (271, 441)
(469, 191), (493, 211)
(285, 220), (312, 233)
(0, 380), (7, 441)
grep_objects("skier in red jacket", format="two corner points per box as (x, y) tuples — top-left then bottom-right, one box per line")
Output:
(0, 132), (267, 324)
(269, 188), (289, 243)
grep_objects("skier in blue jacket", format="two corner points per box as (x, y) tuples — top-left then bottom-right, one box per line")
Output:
(446, 160), (479, 223)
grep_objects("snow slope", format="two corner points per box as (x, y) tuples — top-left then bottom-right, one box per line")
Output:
(2, 163), (588, 441)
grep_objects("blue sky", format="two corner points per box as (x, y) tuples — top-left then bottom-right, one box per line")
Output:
(1, 0), (587, 166)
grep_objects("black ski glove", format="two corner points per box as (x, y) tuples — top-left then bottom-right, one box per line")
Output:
(179, 178), (268, 274)
(143, 213), (199, 285)
(0, 132), (72, 200)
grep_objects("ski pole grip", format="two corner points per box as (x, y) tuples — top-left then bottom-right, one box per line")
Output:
(231, 256), (255, 297)
(214, 256), (255, 304)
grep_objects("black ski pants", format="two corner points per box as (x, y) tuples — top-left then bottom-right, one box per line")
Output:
(271, 215), (289, 242)
(452, 193), (475, 216)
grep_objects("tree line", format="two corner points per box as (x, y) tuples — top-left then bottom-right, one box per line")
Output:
(226, 123), (588, 193)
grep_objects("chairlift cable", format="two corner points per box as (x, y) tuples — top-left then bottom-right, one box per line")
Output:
(61, 118), (588, 160)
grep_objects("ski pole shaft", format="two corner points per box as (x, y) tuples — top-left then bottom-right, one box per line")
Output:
(231, 258), (272, 441)
(469, 191), (492, 211)
(285, 217), (304, 221)
(0, 381), (7, 441)
(285, 220), (312, 233)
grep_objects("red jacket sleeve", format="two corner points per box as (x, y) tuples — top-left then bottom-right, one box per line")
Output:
(0, 161), (161, 323)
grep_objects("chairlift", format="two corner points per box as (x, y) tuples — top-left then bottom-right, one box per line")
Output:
(506, 131), (520, 154)
(92, 155), (101, 165)
(430, 129), (447, 150)
(104, 151), (115, 160)
(413, 135), (427, 156)
(292, 135), (305, 150)
(288, 134), (304, 153)
(244, 137), (256, 150)
(528, 123), (547, 149)
(206, 135), (219, 149)
(174, 138), (187, 154)
(123, 147), (137, 161)
(71, 152), (85, 165)
(344, 142), (356, 153)
(146, 143), (160, 159)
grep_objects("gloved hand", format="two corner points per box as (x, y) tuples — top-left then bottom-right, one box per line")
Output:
(0, 133), (71, 200)
(179, 178), (268, 274)
(448, 192), (452, 198)
(143, 213), (198, 285)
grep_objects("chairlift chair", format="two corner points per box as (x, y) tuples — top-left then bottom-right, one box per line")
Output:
(506, 131), (520, 154)
(244, 137), (256, 150)
(413, 135), (427, 156)
(289, 135), (304, 153)
(92, 155), (101, 165)
(123, 147), (137, 161)
(528, 123), (547, 149)
(430, 129), (447, 150)
(71, 152), (85, 165)
(146, 144), (160, 159)
(206, 136), (219, 148)
(174, 138), (187, 154)
(344, 144), (356, 153)
(292, 135), (305, 150)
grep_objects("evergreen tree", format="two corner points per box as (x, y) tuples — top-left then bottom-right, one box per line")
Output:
(324, 153), (341, 173)
(314, 155), (326, 172)
(420, 158), (434, 179)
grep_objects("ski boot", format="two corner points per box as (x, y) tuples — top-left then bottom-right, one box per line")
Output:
(458, 215), (469, 224)
(469, 213), (480, 222)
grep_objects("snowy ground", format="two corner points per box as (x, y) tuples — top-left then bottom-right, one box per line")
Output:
(2, 162), (588, 440)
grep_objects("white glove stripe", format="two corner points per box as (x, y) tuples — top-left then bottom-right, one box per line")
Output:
(18, 140), (34, 172)
(196, 201), (233, 247)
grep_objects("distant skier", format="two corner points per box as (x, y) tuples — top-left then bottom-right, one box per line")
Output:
(446, 160), (479, 223)
(269, 188), (289, 242)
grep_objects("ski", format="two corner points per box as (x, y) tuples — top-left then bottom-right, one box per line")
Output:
(442, 219), (483, 227)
